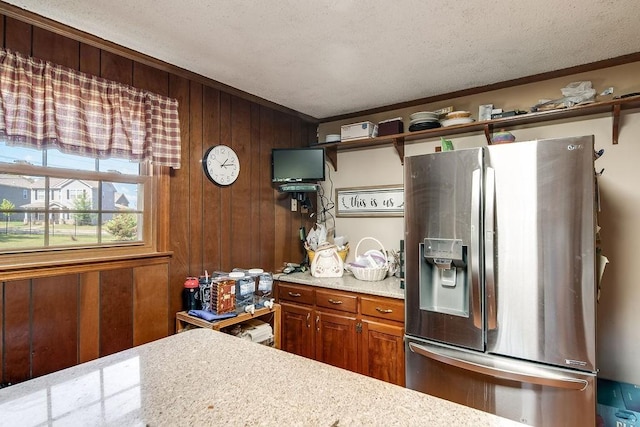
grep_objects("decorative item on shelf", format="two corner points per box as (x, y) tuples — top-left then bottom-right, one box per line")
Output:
(348, 237), (389, 282)
(491, 129), (516, 144)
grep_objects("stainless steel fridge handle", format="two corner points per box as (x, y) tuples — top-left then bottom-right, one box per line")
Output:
(484, 167), (497, 330)
(470, 169), (482, 329)
(408, 342), (589, 391)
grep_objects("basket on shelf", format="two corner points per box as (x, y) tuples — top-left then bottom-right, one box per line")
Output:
(349, 237), (388, 282)
(306, 242), (349, 264)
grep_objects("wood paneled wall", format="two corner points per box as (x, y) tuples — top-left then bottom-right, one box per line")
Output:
(0, 11), (316, 385)
(1, 259), (170, 385)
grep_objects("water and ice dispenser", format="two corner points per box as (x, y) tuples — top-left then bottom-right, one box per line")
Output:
(419, 238), (469, 317)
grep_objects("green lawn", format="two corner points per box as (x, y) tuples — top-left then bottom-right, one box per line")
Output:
(0, 220), (129, 250)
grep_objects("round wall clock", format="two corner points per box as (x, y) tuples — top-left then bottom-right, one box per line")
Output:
(202, 145), (240, 186)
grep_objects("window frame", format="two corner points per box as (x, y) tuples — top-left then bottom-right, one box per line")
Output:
(0, 158), (166, 274)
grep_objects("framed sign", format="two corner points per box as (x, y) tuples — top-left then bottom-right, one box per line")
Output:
(335, 185), (404, 217)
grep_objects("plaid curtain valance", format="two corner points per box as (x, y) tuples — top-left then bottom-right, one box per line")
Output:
(0, 48), (181, 169)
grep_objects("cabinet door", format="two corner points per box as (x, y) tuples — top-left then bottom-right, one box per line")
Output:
(280, 302), (314, 359)
(360, 319), (405, 386)
(315, 310), (357, 372)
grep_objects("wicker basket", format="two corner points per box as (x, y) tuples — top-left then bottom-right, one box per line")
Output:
(350, 237), (388, 281)
(306, 242), (349, 264)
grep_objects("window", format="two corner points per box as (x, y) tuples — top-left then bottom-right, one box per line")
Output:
(0, 140), (151, 255)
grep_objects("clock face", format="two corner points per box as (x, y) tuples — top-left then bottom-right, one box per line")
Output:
(203, 145), (240, 185)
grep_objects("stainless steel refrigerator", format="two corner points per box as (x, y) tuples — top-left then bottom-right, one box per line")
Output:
(404, 136), (598, 426)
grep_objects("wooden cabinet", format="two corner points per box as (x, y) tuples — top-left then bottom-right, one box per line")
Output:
(359, 296), (405, 386)
(315, 308), (358, 372)
(280, 302), (314, 358)
(276, 280), (405, 386)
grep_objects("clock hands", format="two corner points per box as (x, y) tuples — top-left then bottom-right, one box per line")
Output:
(220, 159), (236, 169)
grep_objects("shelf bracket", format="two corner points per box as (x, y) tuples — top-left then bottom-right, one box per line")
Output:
(392, 137), (405, 165)
(483, 123), (494, 145)
(325, 145), (338, 171)
(612, 103), (621, 144)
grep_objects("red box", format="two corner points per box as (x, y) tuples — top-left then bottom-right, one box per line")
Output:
(377, 119), (404, 136)
(210, 279), (236, 314)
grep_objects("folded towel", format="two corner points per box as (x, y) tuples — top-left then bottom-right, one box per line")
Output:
(188, 310), (237, 322)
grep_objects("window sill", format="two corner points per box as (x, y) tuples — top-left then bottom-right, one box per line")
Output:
(0, 249), (173, 281)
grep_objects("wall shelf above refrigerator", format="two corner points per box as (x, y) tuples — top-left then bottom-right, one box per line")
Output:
(317, 95), (640, 171)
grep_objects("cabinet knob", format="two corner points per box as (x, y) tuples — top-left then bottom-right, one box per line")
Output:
(376, 307), (393, 314)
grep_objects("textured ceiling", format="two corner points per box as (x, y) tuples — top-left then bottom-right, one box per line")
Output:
(4, 0), (640, 119)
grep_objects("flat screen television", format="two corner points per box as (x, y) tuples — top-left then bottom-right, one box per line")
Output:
(271, 147), (325, 183)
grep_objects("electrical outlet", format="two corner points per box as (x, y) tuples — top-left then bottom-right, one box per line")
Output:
(291, 198), (297, 211)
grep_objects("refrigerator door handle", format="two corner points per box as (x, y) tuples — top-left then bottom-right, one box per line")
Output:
(408, 342), (589, 391)
(484, 166), (497, 330)
(470, 168), (482, 329)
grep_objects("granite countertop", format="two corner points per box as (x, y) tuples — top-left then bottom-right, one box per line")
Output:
(0, 329), (524, 426)
(274, 271), (404, 300)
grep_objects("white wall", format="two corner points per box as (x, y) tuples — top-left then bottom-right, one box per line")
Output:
(318, 62), (640, 385)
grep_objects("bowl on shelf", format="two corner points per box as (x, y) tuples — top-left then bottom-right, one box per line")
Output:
(491, 129), (516, 144)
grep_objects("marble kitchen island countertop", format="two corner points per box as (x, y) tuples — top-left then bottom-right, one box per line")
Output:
(275, 271), (404, 299)
(0, 329), (524, 427)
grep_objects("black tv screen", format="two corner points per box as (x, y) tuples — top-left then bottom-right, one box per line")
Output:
(271, 147), (325, 183)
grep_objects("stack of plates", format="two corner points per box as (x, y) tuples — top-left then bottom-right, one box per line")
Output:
(409, 111), (441, 132)
(440, 111), (475, 127)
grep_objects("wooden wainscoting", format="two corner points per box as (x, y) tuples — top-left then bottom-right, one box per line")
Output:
(0, 258), (170, 386)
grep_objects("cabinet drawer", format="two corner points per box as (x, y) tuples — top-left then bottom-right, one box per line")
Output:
(361, 296), (404, 322)
(315, 289), (357, 313)
(277, 283), (314, 305)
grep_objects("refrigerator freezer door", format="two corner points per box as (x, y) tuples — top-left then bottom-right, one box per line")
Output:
(405, 337), (596, 426)
(404, 148), (484, 351)
(485, 136), (596, 371)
